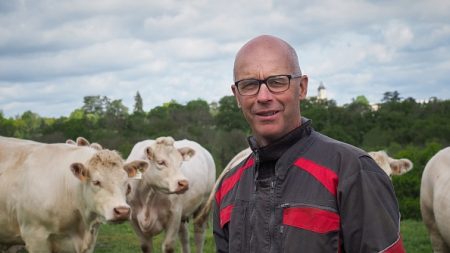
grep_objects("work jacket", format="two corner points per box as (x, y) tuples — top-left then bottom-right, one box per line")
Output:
(213, 119), (405, 252)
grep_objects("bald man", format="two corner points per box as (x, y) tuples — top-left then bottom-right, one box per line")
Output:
(213, 35), (405, 252)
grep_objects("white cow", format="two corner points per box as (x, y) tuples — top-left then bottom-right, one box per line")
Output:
(0, 136), (148, 253)
(195, 147), (414, 224)
(368, 150), (414, 177)
(126, 137), (216, 253)
(421, 147), (450, 253)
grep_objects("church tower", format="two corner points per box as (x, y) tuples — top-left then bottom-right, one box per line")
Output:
(318, 81), (327, 100)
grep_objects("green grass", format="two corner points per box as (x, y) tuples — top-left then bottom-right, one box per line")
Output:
(93, 219), (432, 253)
(94, 221), (216, 253)
(11, 219), (432, 252)
(401, 219), (433, 253)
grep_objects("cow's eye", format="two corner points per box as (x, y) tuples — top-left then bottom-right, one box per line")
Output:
(156, 160), (166, 167)
(92, 180), (101, 187)
(126, 184), (131, 195)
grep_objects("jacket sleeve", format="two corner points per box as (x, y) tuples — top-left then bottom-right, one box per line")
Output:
(338, 155), (406, 253)
(213, 183), (229, 253)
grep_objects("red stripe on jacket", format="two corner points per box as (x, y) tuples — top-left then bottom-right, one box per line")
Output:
(215, 157), (254, 206)
(219, 204), (234, 228)
(294, 157), (338, 196)
(383, 236), (406, 253)
(283, 207), (340, 234)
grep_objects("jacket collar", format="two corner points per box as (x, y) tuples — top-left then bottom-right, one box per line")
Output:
(248, 117), (312, 160)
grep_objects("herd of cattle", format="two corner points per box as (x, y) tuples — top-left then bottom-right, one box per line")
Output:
(0, 135), (448, 253)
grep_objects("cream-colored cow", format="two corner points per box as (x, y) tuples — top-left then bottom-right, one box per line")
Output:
(0, 136), (147, 253)
(126, 137), (216, 253)
(368, 150), (413, 177)
(421, 147), (450, 253)
(195, 148), (414, 225)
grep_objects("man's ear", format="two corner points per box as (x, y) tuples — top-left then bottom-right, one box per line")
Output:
(299, 75), (308, 100)
(231, 85), (241, 108)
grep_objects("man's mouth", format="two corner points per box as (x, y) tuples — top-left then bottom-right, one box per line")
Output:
(256, 111), (279, 116)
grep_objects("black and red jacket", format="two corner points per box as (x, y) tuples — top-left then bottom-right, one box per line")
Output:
(213, 118), (405, 252)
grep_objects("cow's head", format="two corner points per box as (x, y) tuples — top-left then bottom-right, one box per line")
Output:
(143, 136), (195, 194)
(369, 150), (414, 177)
(70, 149), (148, 223)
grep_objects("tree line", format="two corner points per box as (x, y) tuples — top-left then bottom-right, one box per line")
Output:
(1, 91), (449, 219)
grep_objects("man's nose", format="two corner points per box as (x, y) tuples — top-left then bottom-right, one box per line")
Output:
(256, 83), (273, 102)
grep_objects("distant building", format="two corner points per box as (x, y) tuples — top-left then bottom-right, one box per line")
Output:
(318, 81), (327, 100)
(370, 103), (380, 111)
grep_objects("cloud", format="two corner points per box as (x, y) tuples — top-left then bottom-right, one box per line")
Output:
(0, 0), (449, 117)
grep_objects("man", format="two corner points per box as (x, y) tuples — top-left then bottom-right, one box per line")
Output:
(213, 35), (405, 252)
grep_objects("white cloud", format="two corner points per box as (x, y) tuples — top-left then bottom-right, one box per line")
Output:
(0, 0), (449, 117)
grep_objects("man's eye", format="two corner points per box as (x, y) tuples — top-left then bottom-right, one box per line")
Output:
(240, 81), (258, 90)
(268, 78), (287, 86)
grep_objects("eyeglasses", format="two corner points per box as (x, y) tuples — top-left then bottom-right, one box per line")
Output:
(234, 74), (302, 96)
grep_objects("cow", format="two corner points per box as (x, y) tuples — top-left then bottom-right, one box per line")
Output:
(0, 136), (148, 253)
(126, 136), (216, 253)
(195, 147), (414, 225)
(368, 150), (413, 177)
(420, 147), (450, 252)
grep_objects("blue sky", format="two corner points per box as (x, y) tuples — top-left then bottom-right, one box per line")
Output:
(1, 0), (449, 117)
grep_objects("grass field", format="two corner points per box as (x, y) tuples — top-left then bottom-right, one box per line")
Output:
(93, 219), (432, 253)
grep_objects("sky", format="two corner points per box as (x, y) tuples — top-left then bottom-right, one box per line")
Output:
(1, 0), (449, 118)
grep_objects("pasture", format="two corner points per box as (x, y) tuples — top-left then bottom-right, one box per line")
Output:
(90, 219), (431, 253)
(8, 217), (432, 252)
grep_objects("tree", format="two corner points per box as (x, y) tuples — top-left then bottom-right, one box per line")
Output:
(215, 96), (248, 132)
(134, 91), (144, 114)
(382, 91), (402, 103)
(82, 96), (104, 115)
(105, 99), (129, 118)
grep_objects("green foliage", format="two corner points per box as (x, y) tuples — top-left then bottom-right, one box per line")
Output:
(215, 96), (248, 132)
(133, 91), (144, 114)
(1, 93), (449, 220)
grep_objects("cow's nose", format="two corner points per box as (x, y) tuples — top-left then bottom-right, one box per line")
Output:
(176, 179), (189, 194)
(113, 206), (130, 220)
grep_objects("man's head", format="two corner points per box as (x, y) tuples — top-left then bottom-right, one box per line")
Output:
(232, 35), (308, 147)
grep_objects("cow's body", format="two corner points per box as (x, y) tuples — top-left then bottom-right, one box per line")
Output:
(0, 136), (146, 253)
(126, 137), (215, 253)
(421, 147), (450, 253)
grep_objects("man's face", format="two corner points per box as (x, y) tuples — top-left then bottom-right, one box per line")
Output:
(232, 42), (308, 147)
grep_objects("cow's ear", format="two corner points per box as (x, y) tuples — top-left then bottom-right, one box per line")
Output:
(178, 147), (195, 161)
(76, 137), (90, 146)
(390, 159), (413, 174)
(70, 163), (89, 181)
(90, 143), (103, 150)
(124, 160), (149, 178)
(145, 147), (155, 161)
(66, 139), (76, 145)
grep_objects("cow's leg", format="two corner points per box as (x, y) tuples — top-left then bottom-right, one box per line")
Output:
(162, 207), (183, 253)
(22, 230), (51, 253)
(178, 221), (190, 253)
(140, 240), (153, 253)
(129, 214), (155, 253)
(422, 199), (450, 253)
(193, 218), (207, 253)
